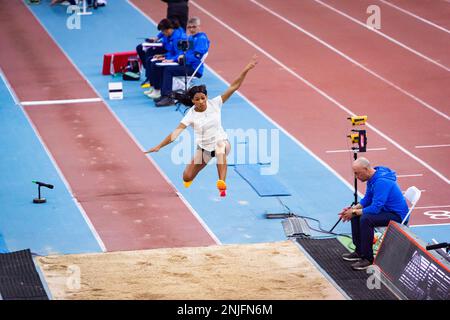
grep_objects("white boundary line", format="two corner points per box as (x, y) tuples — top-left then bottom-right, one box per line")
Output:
(249, 0), (450, 121)
(378, 0), (450, 34)
(415, 205), (450, 209)
(397, 174), (423, 178)
(0, 68), (107, 253)
(415, 144), (450, 149)
(311, 0), (450, 72)
(191, 0), (450, 185)
(21, 98), (102, 106)
(25, 1), (221, 246)
(326, 148), (387, 153)
(411, 222), (450, 228)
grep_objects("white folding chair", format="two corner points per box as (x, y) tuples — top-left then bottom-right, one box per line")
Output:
(401, 186), (421, 225)
(373, 186), (421, 253)
(172, 52), (209, 91)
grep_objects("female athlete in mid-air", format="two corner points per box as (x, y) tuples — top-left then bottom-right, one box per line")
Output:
(144, 55), (258, 197)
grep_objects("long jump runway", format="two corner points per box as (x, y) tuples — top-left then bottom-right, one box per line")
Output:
(0, 1), (216, 252)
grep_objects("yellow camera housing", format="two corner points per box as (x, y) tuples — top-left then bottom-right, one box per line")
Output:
(348, 115), (367, 126)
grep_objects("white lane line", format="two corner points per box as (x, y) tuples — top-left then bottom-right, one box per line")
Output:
(192, 0), (450, 185)
(21, 98), (102, 106)
(415, 144), (450, 149)
(378, 0), (450, 34)
(405, 189), (426, 193)
(311, 0), (450, 72)
(416, 205), (450, 209)
(0, 68), (107, 253)
(326, 148), (387, 153)
(249, 0), (450, 121)
(26, 1), (222, 247)
(0, 71), (20, 105)
(411, 222), (450, 228)
(397, 174), (423, 178)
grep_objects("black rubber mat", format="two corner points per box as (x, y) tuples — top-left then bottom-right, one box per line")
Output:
(296, 238), (397, 300)
(0, 249), (48, 300)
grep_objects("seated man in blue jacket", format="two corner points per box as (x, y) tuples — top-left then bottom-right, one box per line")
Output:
(339, 157), (408, 270)
(141, 18), (186, 88)
(147, 17), (209, 107)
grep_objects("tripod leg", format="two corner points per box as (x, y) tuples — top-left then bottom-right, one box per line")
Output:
(329, 218), (342, 233)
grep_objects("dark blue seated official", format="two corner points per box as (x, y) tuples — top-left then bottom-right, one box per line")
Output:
(339, 157), (409, 271)
(137, 18), (186, 87)
(146, 17), (210, 107)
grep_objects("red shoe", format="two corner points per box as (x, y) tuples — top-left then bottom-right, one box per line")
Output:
(217, 180), (227, 197)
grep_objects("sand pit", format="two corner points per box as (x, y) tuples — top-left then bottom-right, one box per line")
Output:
(36, 241), (344, 300)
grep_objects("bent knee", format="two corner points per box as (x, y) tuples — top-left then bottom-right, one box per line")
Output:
(215, 140), (230, 155)
(215, 141), (226, 155)
(183, 172), (193, 182)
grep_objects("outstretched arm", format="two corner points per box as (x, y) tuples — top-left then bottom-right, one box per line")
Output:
(144, 123), (187, 153)
(221, 55), (258, 104)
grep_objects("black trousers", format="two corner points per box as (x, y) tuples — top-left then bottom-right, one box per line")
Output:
(137, 44), (166, 75)
(167, 1), (189, 31)
(351, 211), (402, 262)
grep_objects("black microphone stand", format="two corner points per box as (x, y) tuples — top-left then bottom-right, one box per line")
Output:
(179, 40), (189, 93)
(182, 51), (188, 93)
(173, 40), (190, 112)
(329, 149), (359, 233)
(329, 127), (367, 233)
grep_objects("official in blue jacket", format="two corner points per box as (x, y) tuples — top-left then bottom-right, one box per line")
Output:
(339, 157), (408, 270)
(146, 17), (210, 106)
(140, 19), (186, 87)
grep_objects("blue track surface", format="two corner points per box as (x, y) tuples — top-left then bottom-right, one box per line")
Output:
(0, 0), (445, 253)
(0, 75), (102, 255)
(410, 224), (450, 244)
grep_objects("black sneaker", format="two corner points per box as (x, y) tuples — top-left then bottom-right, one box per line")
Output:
(351, 259), (372, 271)
(342, 251), (362, 262)
(155, 96), (175, 107)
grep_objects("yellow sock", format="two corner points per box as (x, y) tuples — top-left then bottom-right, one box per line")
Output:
(183, 180), (193, 188)
(216, 179), (226, 190)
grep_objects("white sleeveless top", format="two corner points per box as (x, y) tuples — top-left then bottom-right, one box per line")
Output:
(181, 96), (228, 152)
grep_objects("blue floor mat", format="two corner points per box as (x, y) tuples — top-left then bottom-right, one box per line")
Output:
(234, 164), (291, 197)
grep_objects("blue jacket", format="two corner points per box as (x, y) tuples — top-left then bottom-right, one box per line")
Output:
(185, 32), (210, 76)
(360, 166), (409, 220)
(160, 27), (187, 61)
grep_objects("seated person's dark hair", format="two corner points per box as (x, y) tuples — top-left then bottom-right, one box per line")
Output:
(157, 18), (175, 31)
